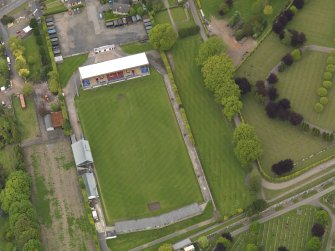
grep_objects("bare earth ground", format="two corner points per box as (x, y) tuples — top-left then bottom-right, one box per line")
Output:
(24, 140), (95, 251)
(209, 18), (257, 66)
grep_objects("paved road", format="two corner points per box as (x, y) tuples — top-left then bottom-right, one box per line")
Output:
(188, 0), (207, 41)
(0, 0), (27, 16)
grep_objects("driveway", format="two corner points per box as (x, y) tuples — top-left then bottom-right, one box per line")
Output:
(53, 0), (147, 56)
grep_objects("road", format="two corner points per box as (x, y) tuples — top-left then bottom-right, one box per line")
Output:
(0, 0), (28, 16)
(188, 0), (207, 41)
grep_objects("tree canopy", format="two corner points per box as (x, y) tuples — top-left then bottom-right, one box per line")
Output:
(197, 36), (226, 65)
(222, 96), (243, 120)
(149, 24), (177, 51)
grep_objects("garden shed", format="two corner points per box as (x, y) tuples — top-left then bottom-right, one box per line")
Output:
(71, 139), (94, 167)
(82, 172), (99, 200)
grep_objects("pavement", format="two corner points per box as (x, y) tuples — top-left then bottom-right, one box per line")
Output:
(188, 0), (207, 41)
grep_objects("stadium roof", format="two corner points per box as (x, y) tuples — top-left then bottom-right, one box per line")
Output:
(71, 139), (94, 167)
(78, 53), (149, 80)
(82, 172), (99, 199)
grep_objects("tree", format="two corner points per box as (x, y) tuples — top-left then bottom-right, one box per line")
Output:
(23, 239), (42, 251)
(278, 98), (291, 110)
(29, 18), (38, 29)
(49, 78), (59, 95)
(0, 58), (9, 79)
(217, 237), (232, 249)
(267, 73), (278, 84)
(197, 36), (226, 65)
(233, 123), (258, 142)
(306, 237), (321, 251)
(221, 232), (233, 242)
(129, 7), (136, 16)
(158, 243), (173, 251)
(19, 68), (30, 79)
(22, 83), (33, 96)
(149, 24), (177, 51)
(315, 210), (329, 225)
(291, 49), (301, 61)
(0, 15), (15, 25)
(0, 114), (20, 148)
(311, 223), (325, 237)
(272, 159), (294, 175)
(246, 243), (258, 251)
(136, 6), (144, 16)
(283, 9), (294, 21)
(222, 96), (243, 120)
(268, 87), (278, 101)
(317, 87), (328, 97)
(247, 199), (267, 215)
(288, 111), (303, 125)
(214, 243), (226, 251)
(197, 236), (209, 249)
(0, 171), (31, 213)
(314, 103), (324, 113)
(290, 30), (306, 47)
(282, 53), (293, 66)
(235, 77), (251, 94)
(263, 5), (273, 15)
(293, 0), (304, 9)
(278, 247), (289, 251)
(249, 167), (261, 193)
(323, 72), (333, 81)
(9, 200), (36, 230)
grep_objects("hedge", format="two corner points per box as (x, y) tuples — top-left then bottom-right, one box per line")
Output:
(178, 24), (200, 38)
(160, 51), (195, 145)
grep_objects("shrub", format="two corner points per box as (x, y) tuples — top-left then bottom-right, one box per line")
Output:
(278, 62), (287, 72)
(235, 77), (251, 94)
(291, 49), (301, 61)
(272, 159), (294, 175)
(314, 103), (324, 113)
(234, 29), (245, 41)
(228, 11), (241, 27)
(326, 64), (335, 73)
(290, 29), (306, 47)
(319, 97), (328, 105)
(293, 0), (304, 9)
(311, 223), (325, 237)
(282, 53), (294, 65)
(268, 87), (278, 100)
(307, 237), (321, 251)
(301, 122), (310, 132)
(263, 5), (273, 15)
(312, 127), (320, 136)
(317, 87), (328, 97)
(323, 80), (333, 89)
(266, 102), (279, 118)
(289, 5), (298, 14)
(267, 73), (278, 84)
(323, 72), (333, 81)
(315, 210), (329, 225)
(289, 112), (303, 125)
(327, 56), (335, 65)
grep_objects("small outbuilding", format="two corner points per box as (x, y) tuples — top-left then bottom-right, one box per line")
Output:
(82, 172), (99, 200)
(71, 139), (94, 167)
(44, 114), (54, 132)
(51, 111), (64, 128)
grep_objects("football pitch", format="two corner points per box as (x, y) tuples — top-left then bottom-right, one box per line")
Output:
(77, 69), (202, 223)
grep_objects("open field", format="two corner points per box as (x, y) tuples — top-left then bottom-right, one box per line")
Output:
(236, 0), (335, 176)
(277, 51), (335, 130)
(155, 10), (172, 25)
(58, 54), (88, 87)
(171, 35), (253, 215)
(23, 35), (43, 82)
(13, 95), (39, 141)
(77, 69), (202, 223)
(25, 140), (95, 251)
(120, 42), (153, 54)
(231, 206), (327, 251)
(107, 203), (213, 251)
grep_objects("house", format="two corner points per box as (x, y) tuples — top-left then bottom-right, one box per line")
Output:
(71, 139), (94, 167)
(78, 53), (150, 89)
(44, 114), (54, 132)
(82, 172), (99, 200)
(51, 111), (64, 128)
(111, 2), (130, 15)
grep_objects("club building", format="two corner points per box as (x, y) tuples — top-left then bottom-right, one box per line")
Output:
(78, 53), (150, 89)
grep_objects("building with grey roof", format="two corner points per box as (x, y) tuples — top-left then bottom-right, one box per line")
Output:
(71, 139), (94, 167)
(82, 172), (99, 200)
(44, 114), (54, 132)
(111, 2), (130, 15)
(173, 239), (192, 251)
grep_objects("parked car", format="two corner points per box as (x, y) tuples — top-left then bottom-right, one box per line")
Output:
(49, 34), (58, 39)
(126, 16), (133, 24)
(131, 16), (137, 23)
(117, 19), (123, 26)
(113, 20), (119, 27)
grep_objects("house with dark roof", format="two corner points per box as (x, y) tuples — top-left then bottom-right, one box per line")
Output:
(111, 0), (130, 15)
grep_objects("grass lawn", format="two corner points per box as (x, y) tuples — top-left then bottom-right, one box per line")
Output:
(236, 0), (335, 177)
(23, 35), (42, 82)
(58, 54), (88, 87)
(170, 7), (195, 30)
(231, 206), (328, 251)
(120, 42), (153, 54)
(13, 95), (39, 141)
(107, 203), (213, 251)
(0, 145), (19, 176)
(44, 0), (67, 15)
(277, 51), (335, 130)
(155, 10), (172, 25)
(77, 69), (202, 223)
(171, 35), (253, 215)
(200, 0), (287, 22)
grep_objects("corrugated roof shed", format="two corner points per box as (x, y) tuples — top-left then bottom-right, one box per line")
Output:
(44, 114), (54, 131)
(78, 53), (149, 80)
(71, 139), (94, 167)
(173, 239), (192, 251)
(51, 111), (64, 128)
(82, 172), (99, 199)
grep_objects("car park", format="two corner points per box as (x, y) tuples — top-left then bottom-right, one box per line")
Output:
(46, 21), (54, 27)
(48, 29), (57, 34)
(49, 34), (58, 39)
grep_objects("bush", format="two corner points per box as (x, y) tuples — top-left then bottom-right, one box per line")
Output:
(311, 223), (325, 237)
(327, 56), (335, 65)
(323, 71), (333, 81)
(323, 80), (333, 89)
(278, 62), (287, 72)
(312, 127), (320, 136)
(178, 24), (200, 38)
(234, 29), (245, 41)
(317, 87), (328, 97)
(293, 0), (304, 9)
(319, 97), (328, 105)
(326, 64), (335, 73)
(228, 11), (241, 27)
(282, 53), (294, 65)
(272, 159), (294, 175)
(291, 49), (301, 61)
(268, 87), (278, 100)
(267, 73), (278, 84)
(314, 103), (324, 113)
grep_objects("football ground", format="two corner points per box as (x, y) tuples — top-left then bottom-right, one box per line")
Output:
(77, 69), (202, 223)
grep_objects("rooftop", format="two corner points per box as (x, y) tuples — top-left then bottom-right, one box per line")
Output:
(51, 111), (64, 128)
(78, 53), (149, 80)
(71, 139), (94, 167)
(82, 172), (99, 199)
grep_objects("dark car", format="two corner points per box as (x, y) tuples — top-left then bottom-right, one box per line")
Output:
(126, 16), (133, 24)
(49, 34), (58, 39)
(113, 20), (119, 27)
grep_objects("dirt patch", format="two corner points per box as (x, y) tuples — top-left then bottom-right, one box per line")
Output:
(24, 139), (95, 251)
(209, 17), (257, 66)
(148, 202), (161, 211)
